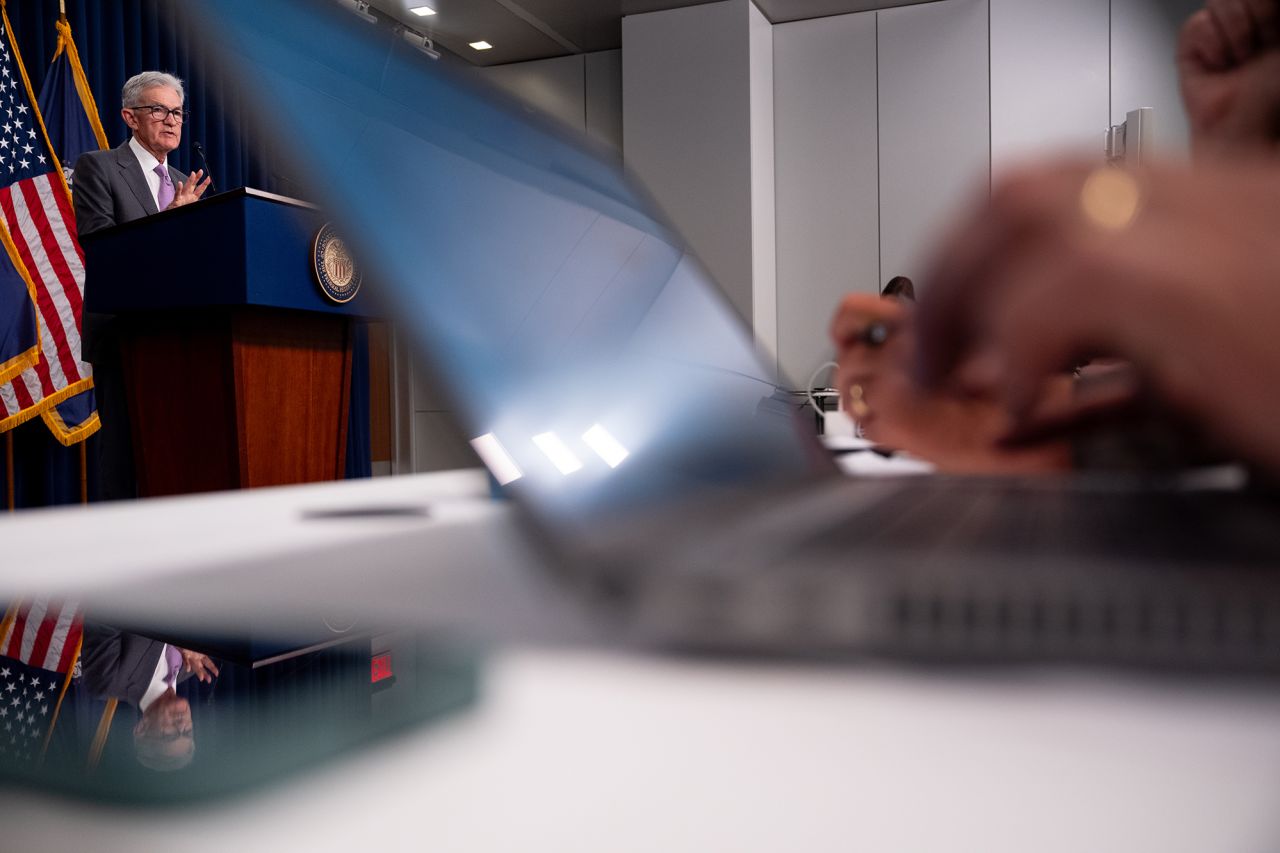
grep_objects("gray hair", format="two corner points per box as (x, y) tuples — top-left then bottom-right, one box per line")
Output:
(121, 71), (184, 109)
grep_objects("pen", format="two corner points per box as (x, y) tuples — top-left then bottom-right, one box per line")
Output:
(859, 322), (891, 348)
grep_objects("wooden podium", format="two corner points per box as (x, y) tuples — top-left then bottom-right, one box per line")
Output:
(83, 188), (371, 497)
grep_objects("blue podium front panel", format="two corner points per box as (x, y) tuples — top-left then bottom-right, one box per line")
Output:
(82, 188), (374, 318)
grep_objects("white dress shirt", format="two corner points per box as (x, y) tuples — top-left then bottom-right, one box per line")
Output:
(127, 135), (169, 211)
(138, 644), (180, 712)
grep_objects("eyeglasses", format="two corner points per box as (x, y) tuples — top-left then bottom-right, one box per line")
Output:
(130, 104), (188, 123)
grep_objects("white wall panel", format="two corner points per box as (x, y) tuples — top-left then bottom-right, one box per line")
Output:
(990, 0), (1109, 170)
(1111, 0), (1199, 159)
(623, 0), (757, 327)
(585, 50), (624, 157)
(411, 412), (476, 472)
(878, 0), (989, 288)
(405, 362), (474, 473)
(480, 51), (624, 158)
(748, 4), (777, 368)
(773, 12), (878, 386)
(480, 54), (586, 133)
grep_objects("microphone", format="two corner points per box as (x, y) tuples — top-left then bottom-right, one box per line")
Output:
(193, 141), (216, 194)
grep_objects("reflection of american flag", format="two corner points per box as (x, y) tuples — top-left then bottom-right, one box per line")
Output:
(0, 657), (63, 764)
(0, 11), (91, 430)
(1, 598), (83, 675)
(0, 598), (82, 766)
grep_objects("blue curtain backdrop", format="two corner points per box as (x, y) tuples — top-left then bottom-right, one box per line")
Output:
(4, 0), (282, 195)
(1, 0), (371, 506)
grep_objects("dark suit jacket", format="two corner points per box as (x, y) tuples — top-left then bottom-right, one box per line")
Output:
(71, 139), (187, 238)
(72, 139), (188, 385)
(80, 622), (169, 709)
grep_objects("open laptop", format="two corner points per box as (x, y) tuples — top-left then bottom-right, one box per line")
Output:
(180, 0), (1280, 673)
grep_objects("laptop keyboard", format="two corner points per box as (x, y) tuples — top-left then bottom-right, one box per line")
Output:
(624, 474), (1280, 672)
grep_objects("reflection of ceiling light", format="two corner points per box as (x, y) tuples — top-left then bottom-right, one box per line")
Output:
(469, 40), (493, 50)
(533, 432), (582, 475)
(582, 424), (629, 468)
(336, 0), (378, 23)
(470, 433), (523, 485)
(400, 27), (441, 59)
(409, 5), (437, 15)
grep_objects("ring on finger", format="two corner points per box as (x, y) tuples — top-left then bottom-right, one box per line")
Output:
(848, 383), (870, 419)
(1080, 167), (1142, 231)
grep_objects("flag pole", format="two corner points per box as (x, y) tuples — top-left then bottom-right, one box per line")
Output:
(4, 431), (12, 511)
(79, 440), (87, 503)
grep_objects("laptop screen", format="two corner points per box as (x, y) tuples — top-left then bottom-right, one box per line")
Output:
(184, 0), (832, 531)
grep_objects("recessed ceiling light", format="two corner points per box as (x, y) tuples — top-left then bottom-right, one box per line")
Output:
(469, 40), (493, 50)
(408, 5), (436, 15)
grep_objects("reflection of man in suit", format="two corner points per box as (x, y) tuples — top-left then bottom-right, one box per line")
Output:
(72, 71), (211, 236)
(80, 622), (218, 772)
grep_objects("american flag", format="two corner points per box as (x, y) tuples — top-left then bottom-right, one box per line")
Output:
(0, 655), (64, 764)
(0, 598), (82, 765)
(0, 229), (37, 387)
(0, 9), (92, 436)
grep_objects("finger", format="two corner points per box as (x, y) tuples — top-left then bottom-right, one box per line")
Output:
(829, 311), (901, 348)
(916, 162), (1087, 380)
(1004, 271), (1107, 417)
(950, 348), (1007, 399)
(204, 657), (219, 677)
(1178, 9), (1230, 73)
(999, 387), (1144, 448)
(912, 182), (1006, 383)
(836, 358), (882, 411)
(831, 308), (869, 348)
(923, 174), (1133, 411)
(834, 361), (862, 411)
(836, 320), (910, 376)
(1240, 0), (1280, 45)
(914, 161), (1092, 387)
(1000, 367), (1143, 447)
(1207, 0), (1258, 62)
(830, 293), (898, 344)
(981, 236), (1137, 429)
(836, 360), (879, 388)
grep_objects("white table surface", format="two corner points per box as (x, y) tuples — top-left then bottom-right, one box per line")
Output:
(4, 472), (1280, 851)
(1, 468), (495, 591)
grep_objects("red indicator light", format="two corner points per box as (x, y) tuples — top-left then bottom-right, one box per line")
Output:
(371, 652), (393, 683)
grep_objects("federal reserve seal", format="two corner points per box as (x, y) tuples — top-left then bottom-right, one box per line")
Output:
(311, 223), (362, 304)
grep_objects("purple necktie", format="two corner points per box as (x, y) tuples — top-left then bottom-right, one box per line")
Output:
(165, 644), (182, 686)
(154, 163), (174, 210)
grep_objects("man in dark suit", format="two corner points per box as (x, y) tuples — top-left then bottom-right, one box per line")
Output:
(72, 71), (211, 500)
(72, 70), (211, 236)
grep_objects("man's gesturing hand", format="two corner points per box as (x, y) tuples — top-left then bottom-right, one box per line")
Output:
(166, 168), (212, 209)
